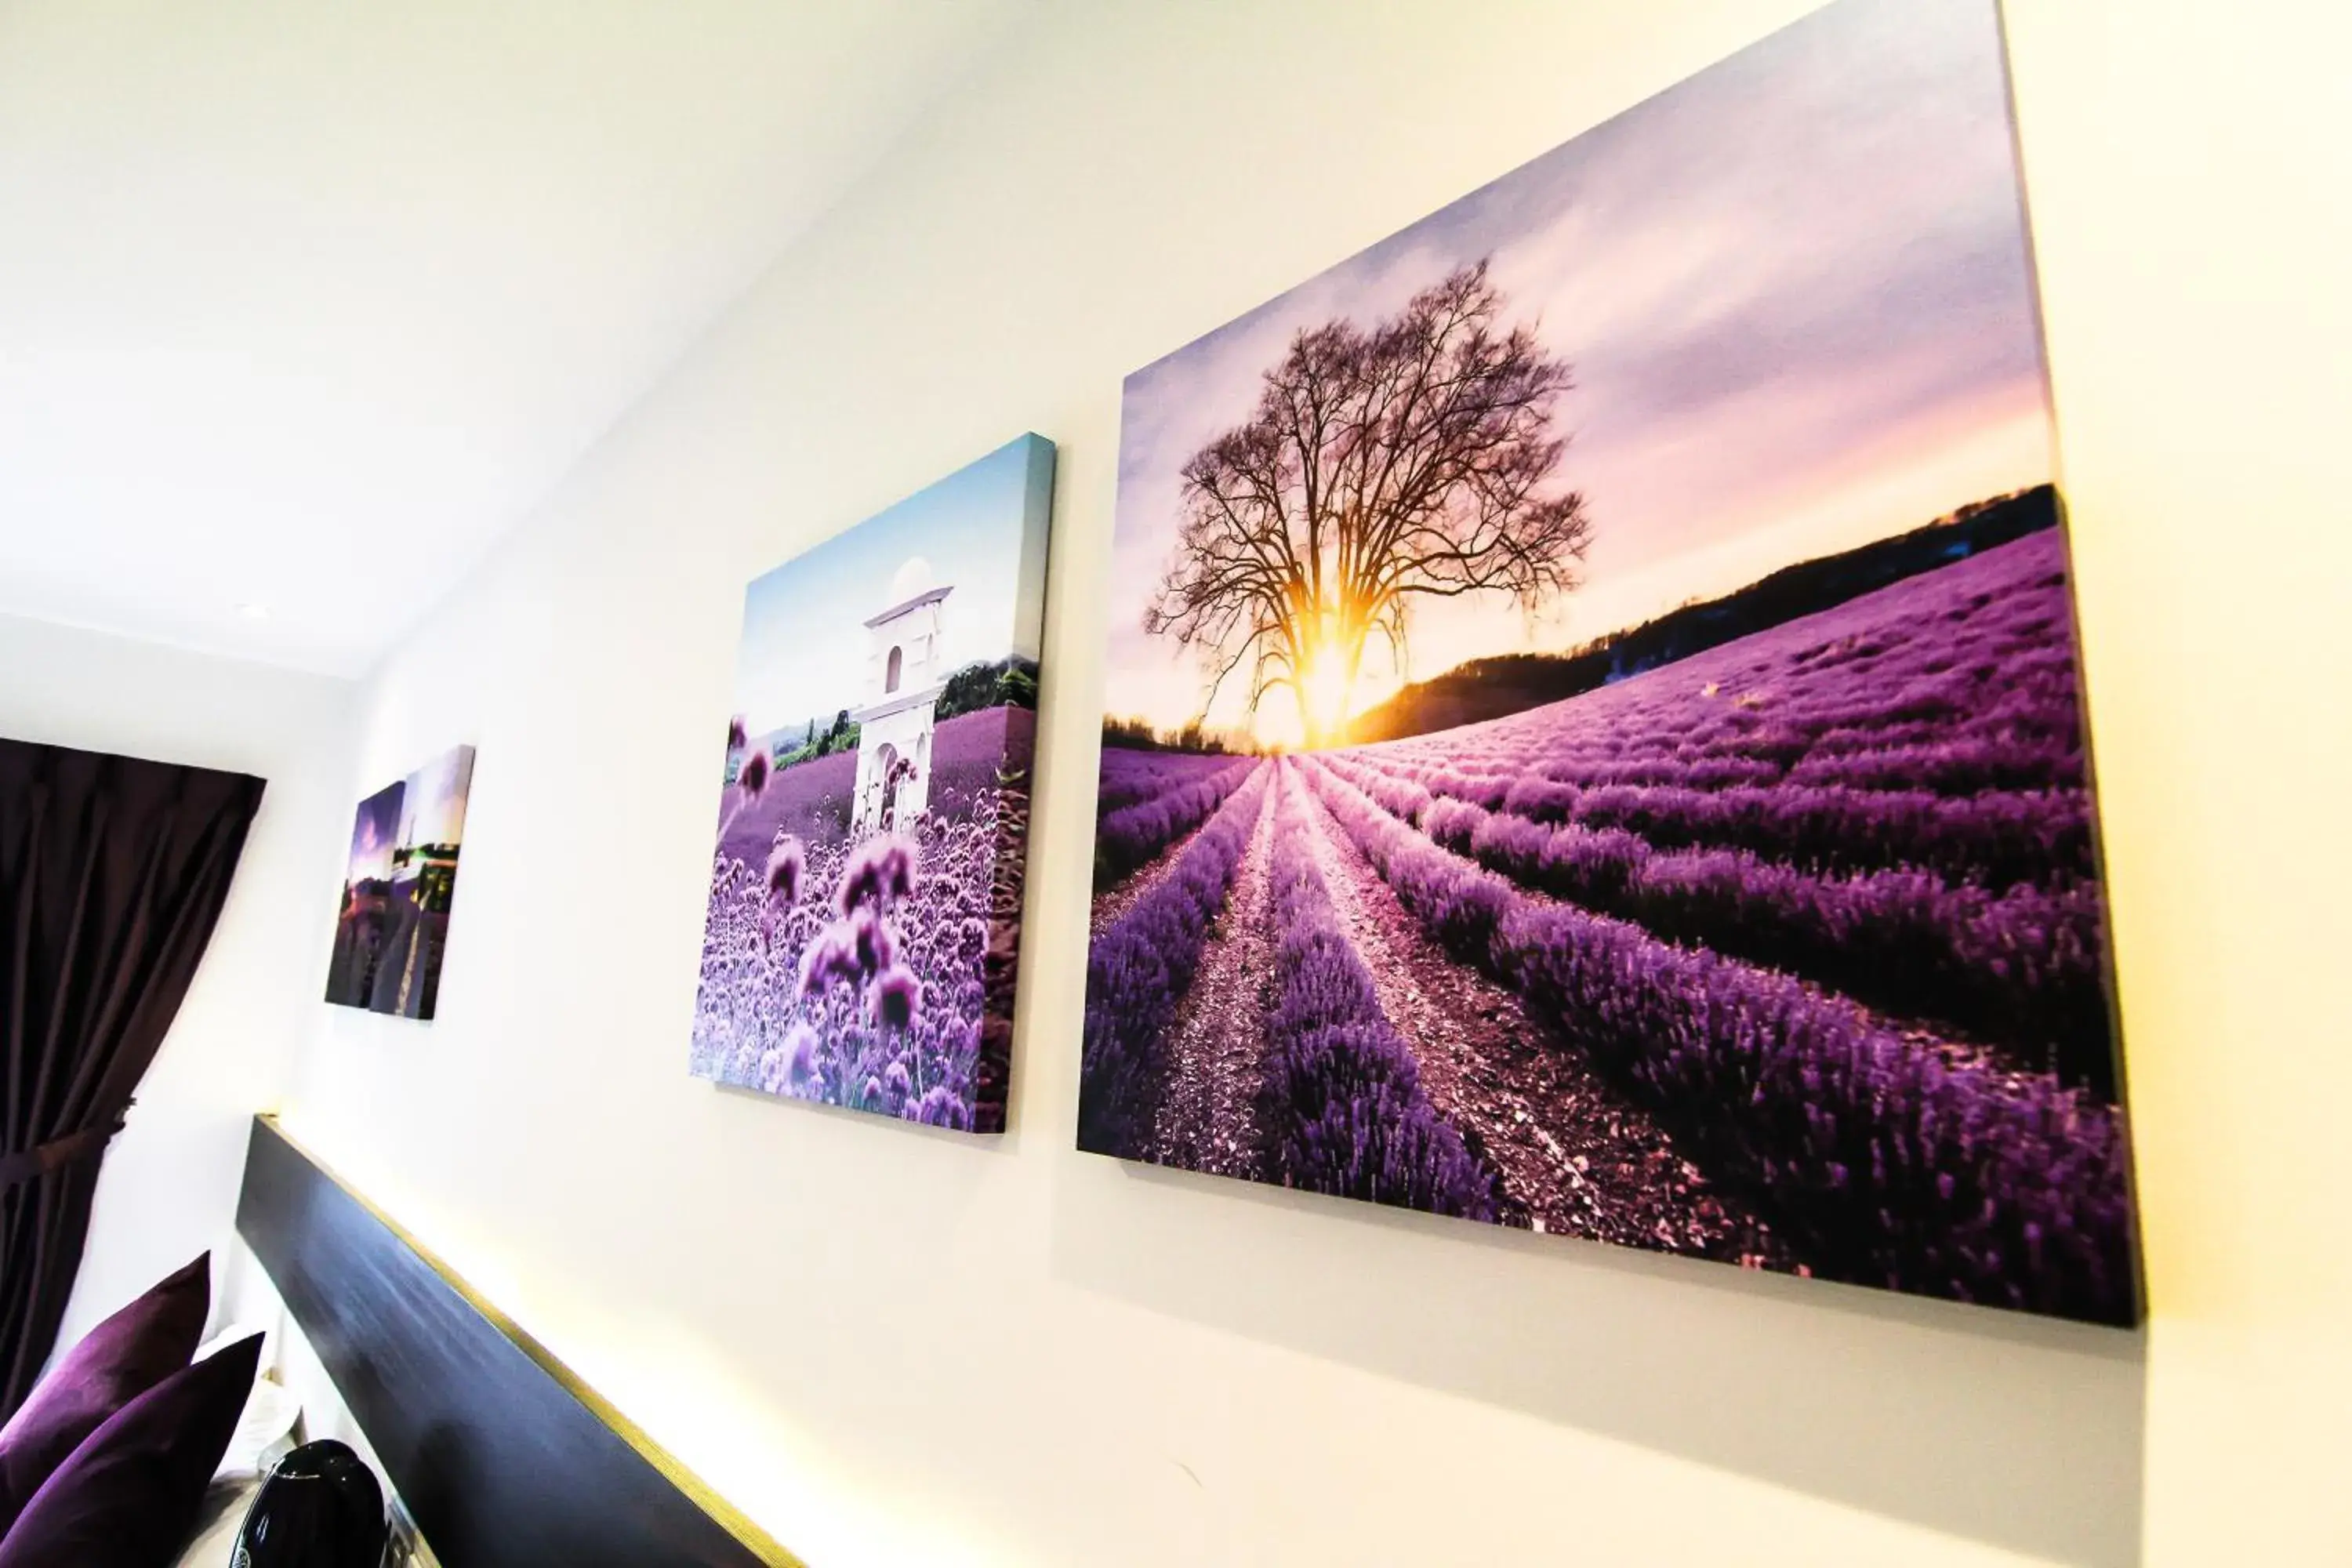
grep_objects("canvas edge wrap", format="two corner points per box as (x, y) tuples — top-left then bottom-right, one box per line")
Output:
(977, 433), (1059, 1133)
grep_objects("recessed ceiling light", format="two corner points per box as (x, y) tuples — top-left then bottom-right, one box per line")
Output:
(237, 602), (270, 621)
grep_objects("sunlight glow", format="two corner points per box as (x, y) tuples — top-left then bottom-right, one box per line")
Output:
(1297, 633), (1356, 744)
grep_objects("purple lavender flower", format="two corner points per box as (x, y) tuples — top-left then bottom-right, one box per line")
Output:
(872, 964), (920, 1028)
(737, 746), (770, 801)
(836, 833), (918, 916)
(784, 1023), (818, 1088)
(848, 905), (895, 975)
(798, 919), (863, 997)
(913, 1084), (967, 1129)
(689, 704), (1031, 1134)
(765, 835), (806, 904)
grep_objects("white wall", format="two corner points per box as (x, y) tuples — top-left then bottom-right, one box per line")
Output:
(2003, 5), (2352, 1563)
(0, 615), (355, 1349)
(261, 2), (2352, 1566)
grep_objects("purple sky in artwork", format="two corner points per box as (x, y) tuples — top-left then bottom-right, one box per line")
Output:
(1108, 0), (2050, 739)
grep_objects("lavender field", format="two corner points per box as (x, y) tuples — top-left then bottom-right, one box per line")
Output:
(1081, 528), (2135, 1322)
(1083, 0), (2136, 1321)
(691, 706), (1031, 1131)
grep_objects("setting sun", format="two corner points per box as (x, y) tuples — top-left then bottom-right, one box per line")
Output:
(1298, 637), (1355, 742)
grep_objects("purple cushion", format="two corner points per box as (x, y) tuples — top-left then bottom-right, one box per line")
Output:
(0, 1255), (209, 1535)
(0, 1333), (262, 1568)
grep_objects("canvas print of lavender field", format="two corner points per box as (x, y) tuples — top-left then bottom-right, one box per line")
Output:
(690, 435), (1055, 1134)
(325, 744), (475, 1021)
(1079, 0), (2140, 1323)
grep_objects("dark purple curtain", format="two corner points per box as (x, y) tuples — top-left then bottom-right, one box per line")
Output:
(0, 739), (263, 1417)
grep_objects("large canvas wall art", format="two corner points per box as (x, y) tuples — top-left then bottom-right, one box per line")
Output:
(690, 434), (1056, 1133)
(325, 744), (475, 1021)
(1079, 0), (2140, 1323)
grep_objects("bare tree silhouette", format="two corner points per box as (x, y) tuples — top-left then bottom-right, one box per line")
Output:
(1147, 260), (1594, 746)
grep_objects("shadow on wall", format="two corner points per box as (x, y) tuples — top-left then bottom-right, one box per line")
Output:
(1047, 1158), (2143, 1568)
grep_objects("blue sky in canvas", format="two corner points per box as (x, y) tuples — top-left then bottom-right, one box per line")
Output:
(1106, 0), (2053, 736)
(734, 435), (1048, 739)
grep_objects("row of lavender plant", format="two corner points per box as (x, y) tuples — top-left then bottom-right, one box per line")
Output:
(1096, 746), (1251, 817)
(1092, 756), (1260, 890)
(1780, 735), (2080, 796)
(1329, 747), (2106, 1039)
(1381, 681), (2083, 789)
(1299, 755), (2136, 1323)
(1518, 659), (2086, 779)
(1076, 762), (1272, 1159)
(1360, 532), (2092, 807)
(1258, 764), (1500, 1217)
(1382, 721), (2079, 800)
(1513, 778), (2092, 889)
(1402, 791), (2114, 1094)
(1330, 752), (2091, 890)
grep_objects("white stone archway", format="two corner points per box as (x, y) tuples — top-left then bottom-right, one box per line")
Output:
(850, 557), (953, 834)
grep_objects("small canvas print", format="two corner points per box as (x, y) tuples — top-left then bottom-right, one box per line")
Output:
(1080, 0), (2140, 1323)
(689, 434), (1055, 1133)
(325, 744), (475, 1020)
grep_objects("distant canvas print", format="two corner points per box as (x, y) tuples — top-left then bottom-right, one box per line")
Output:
(689, 435), (1055, 1133)
(1080, 0), (2140, 1323)
(325, 744), (474, 1020)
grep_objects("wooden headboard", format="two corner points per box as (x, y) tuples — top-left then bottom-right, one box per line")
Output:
(234, 1115), (800, 1568)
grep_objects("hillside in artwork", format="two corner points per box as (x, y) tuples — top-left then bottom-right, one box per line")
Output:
(1345, 487), (2060, 744)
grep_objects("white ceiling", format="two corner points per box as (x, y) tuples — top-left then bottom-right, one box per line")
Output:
(0, 1), (1037, 675)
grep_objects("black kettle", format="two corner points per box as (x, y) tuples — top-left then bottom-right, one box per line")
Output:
(230, 1439), (390, 1567)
